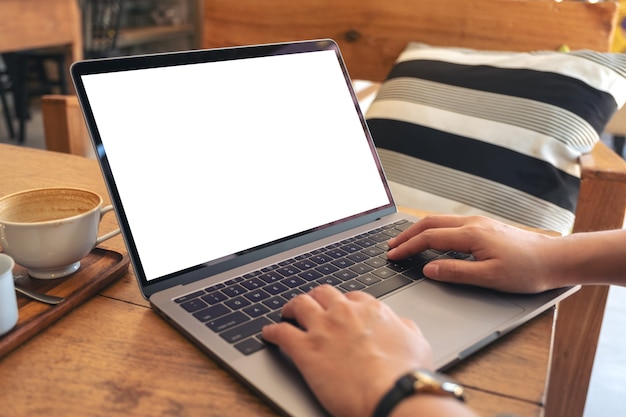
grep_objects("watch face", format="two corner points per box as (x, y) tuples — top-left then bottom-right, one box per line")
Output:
(413, 370), (465, 401)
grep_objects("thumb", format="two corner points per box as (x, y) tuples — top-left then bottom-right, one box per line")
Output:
(423, 259), (484, 286)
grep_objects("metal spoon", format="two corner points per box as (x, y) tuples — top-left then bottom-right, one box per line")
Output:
(14, 284), (65, 305)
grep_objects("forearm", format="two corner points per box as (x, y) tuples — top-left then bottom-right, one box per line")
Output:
(390, 395), (478, 417)
(546, 229), (626, 287)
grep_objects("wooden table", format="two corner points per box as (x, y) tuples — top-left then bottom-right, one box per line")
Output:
(0, 144), (555, 417)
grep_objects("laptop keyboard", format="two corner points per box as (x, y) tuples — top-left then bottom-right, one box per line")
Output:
(173, 220), (470, 355)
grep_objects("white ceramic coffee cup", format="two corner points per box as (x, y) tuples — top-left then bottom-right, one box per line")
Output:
(0, 253), (18, 336)
(0, 187), (121, 279)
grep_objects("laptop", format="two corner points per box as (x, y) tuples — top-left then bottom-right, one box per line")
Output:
(71, 39), (577, 417)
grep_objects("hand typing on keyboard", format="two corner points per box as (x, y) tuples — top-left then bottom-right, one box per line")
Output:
(261, 284), (476, 417)
(387, 214), (559, 293)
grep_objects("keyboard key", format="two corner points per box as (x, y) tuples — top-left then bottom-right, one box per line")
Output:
(357, 274), (382, 286)
(347, 252), (369, 262)
(298, 282), (319, 293)
(403, 267), (426, 281)
(362, 276), (412, 298)
(316, 264), (339, 275)
(368, 233), (389, 243)
(180, 298), (208, 312)
(241, 277), (266, 290)
(382, 228), (401, 238)
(387, 261), (414, 272)
(340, 243), (361, 253)
(364, 257), (387, 268)
(394, 220), (411, 230)
(299, 269), (323, 281)
(243, 304), (270, 318)
(355, 238), (376, 248)
(222, 284), (247, 297)
(340, 280), (366, 292)
(260, 271), (283, 283)
(265, 282), (289, 295)
(281, 288), (304, 300)
(311, 253), (334, 264)
(281, 276), (306, 288)
(316, 276), (343, 286)
(207, 311), (249, 332)
(362, 246), (385, 257)
(267, 310), (283, 323)
(416, 249), (442, 261)
(376, 242), (389, 252)
(225, 296), (252, 310)
(263, 296), (287, 310)
(234, 337), (265, 355)
(192, 303), (230, 322)
(333, 269), (358, 281)
(277, 265), (301, 277)
(349, 263), (373, 275)
(372, 267), (396, 279)
(220, 317), (272, 343)
(244, 288), (271, 302)
(332, 257), (355, 268)
(202, 291), (228, 305)
(293, 260), (316, 270)
(326, 248), (348, 259)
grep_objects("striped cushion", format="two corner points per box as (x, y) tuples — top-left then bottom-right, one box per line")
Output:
(366, 43), (626, 234)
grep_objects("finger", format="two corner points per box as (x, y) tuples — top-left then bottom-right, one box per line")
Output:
(423, 259), (495, 287)
(305, 284), (347, 309)
(262, 322), (306, 354)
(344, 290), (376, 303)
(280, 292), (325, 329)
(388, 215), (469, 249)
(387, 226), (475, 261)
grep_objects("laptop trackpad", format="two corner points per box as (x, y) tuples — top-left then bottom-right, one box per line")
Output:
(382, 280), (525, 368)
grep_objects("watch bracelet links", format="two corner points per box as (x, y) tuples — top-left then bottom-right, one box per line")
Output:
(372, 370), (464, 417)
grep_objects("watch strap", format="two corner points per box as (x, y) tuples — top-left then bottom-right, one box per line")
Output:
(372, 370), (464, 417)
(372, 373), (417, 417)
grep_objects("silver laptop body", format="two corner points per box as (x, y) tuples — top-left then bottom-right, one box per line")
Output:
(71, 39), (576, 417)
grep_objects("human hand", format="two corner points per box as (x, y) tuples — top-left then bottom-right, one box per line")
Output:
(261, 285), (433, 417)
(387, 215), (561, 293)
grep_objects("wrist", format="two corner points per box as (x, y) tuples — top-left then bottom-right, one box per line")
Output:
(389, 394), (477, 417)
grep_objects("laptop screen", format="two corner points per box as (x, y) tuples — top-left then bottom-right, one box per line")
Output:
(75, 41), (392, 284)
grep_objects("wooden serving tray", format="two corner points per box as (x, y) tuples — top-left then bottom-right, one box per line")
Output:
(0, 247), (130, 358)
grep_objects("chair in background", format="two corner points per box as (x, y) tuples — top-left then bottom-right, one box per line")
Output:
(201, 2), (626, 417)
(41, 94), (92, 158)
(2, 50), (68, 143)
(0, 58), (15, 139)
(2, 0), (123, 144)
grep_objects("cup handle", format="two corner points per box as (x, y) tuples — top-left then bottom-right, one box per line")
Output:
(96, 205), (121, 245)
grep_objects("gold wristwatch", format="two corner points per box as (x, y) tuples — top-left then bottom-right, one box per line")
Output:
(372, 369), (465, 417)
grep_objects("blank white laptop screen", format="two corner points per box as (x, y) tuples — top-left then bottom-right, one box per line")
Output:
(81, 49), (391, 281)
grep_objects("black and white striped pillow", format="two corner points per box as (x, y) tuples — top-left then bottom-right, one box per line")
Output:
(366, 43), (626, 234)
